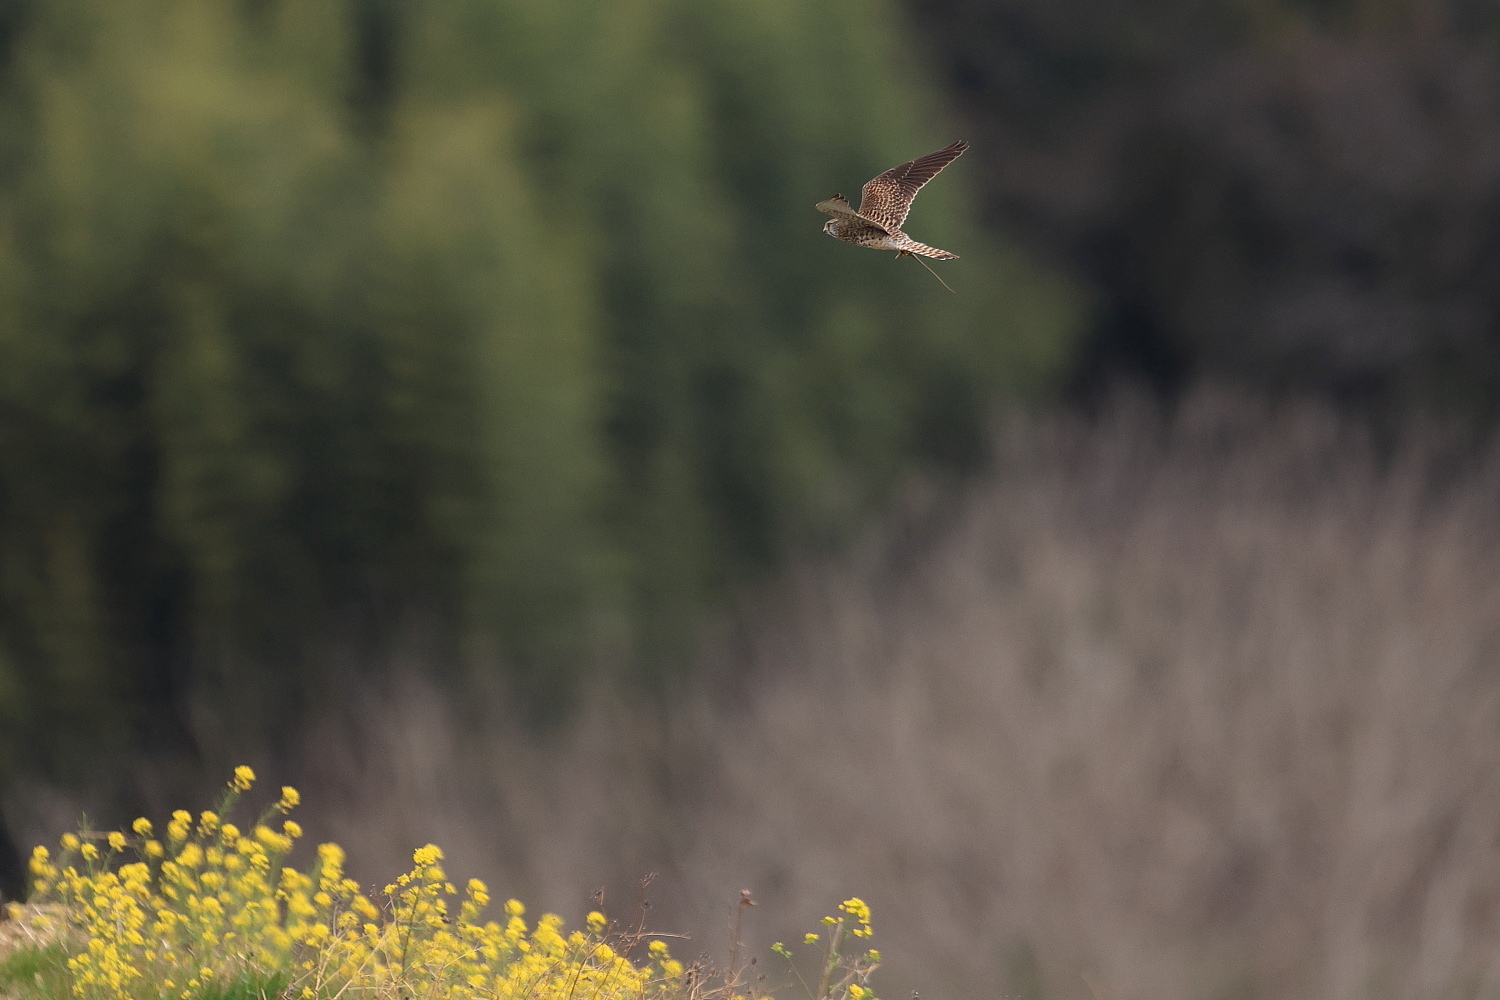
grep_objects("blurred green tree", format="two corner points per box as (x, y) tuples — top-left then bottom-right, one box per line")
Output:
(0, 0), (1077, 807)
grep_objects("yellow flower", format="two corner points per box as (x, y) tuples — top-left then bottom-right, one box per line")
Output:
(840, 897), (870, 922)
(278, 786), (301, 811)
(167, 811), (192, 843)
(232, 765), (256, 790)
(253, 825), (291, 853)
(132, 817), (152, 836)
(22, 768), (870, 1000)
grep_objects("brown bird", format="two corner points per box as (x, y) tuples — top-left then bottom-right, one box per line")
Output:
(816, 141), (968, 268)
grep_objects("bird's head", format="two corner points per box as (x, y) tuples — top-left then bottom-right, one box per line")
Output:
(823, 219), (837, 236)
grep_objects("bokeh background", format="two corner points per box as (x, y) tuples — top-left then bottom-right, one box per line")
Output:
(5, 1), (1500, 998)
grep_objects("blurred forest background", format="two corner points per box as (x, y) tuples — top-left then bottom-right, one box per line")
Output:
(5, 1), (1500, 999)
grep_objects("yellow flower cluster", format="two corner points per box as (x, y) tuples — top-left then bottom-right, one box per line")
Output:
(837, 898), (872, 939)
(770, 899), (882, 1000)
(11, 768), (690, 1000)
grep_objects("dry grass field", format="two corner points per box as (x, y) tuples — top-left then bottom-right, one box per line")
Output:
(16, 388), (1500, 1000)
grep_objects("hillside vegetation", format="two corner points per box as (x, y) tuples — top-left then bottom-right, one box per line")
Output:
(250, 392), (1500, 1000)
(0, 0), (1078, 821)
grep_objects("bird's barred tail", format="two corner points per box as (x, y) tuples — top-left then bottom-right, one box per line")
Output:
(899, 239), (957, 260)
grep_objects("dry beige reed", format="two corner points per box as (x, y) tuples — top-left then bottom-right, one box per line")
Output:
(18, 389), (1500, 1000)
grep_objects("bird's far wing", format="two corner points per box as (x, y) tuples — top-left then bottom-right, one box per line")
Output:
(815, 194), (889, 233)
(856, 140), (968, 232)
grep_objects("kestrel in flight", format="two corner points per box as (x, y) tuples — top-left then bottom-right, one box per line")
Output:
(816, 140), (968, 261)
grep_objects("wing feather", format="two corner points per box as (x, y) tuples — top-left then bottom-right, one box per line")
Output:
(815, 194), (889, 233)
(855, 140), (968, 232)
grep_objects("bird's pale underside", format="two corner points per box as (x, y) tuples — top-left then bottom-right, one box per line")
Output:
(816, 140), (968, 261)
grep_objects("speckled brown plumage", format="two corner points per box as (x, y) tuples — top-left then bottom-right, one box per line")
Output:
(816, 141), (968, 260)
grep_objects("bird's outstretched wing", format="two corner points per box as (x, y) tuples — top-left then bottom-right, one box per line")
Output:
(856, 140), (968, 233)
(814, 194), (889, 233)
